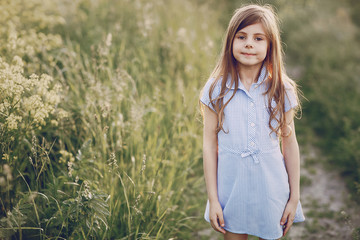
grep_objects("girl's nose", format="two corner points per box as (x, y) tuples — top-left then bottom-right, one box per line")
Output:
(245, 41), (253, 48)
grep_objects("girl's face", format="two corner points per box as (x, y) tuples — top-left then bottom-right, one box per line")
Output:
(232, 22), (268, 70)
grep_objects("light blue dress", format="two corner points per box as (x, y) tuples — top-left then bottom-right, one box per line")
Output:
(201, 67), (305, 239)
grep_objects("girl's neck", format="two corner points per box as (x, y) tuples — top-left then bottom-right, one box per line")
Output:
(237, 64), (261, 86)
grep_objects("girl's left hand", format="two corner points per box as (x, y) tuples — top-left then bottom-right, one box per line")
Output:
(280, 199), (298, 236)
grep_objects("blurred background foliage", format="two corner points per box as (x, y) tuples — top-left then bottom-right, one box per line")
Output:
(0, 0), (359, 239)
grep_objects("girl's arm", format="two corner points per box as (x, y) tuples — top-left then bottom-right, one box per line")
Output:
(280, 109), (300, 236)
(202, 106), (226, 234)
(203, 106), (218, 202)
(282, 109), (300, 202)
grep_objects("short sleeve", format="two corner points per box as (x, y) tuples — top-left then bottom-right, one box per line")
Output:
(284, 81), (298, 112)
(200, 77), (221, 112)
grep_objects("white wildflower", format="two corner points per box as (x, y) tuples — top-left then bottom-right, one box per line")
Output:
(82, 180), (93, 199)
(130, 103), (144, 133)
(177, 27), (187, 42)
(50, 119), (58, 126)
(67, 161), (74, 177)
(57, 109), (69, 119)
(140, 154), (146, 175)
(105, 33), (112, 47)
(6, 114), (22, 130)
(3, 164), (11, 178)
(133, 206), (142, 215)
(101, 102), (111, 118)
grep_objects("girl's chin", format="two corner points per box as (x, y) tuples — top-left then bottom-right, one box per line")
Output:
(237, 62), (263, 67)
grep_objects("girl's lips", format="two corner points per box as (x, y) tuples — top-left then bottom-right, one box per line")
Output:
(242, 53), (256, 56)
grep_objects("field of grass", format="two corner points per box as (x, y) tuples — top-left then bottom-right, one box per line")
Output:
(1, 0), (360, 239)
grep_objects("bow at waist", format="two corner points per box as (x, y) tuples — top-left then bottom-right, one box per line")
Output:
(219, 146), (260, 164)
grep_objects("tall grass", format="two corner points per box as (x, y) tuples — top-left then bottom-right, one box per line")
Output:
(1, 0), (224, 238)
(51, 1), (225, 238)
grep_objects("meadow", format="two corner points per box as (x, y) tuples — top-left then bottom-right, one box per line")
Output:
(1, 0), (359, 239)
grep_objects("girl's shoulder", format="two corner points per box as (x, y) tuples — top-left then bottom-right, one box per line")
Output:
(282, 75), (299, 111)
(200, 75), (224, 111)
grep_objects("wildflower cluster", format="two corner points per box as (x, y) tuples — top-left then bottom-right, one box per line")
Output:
(81, 180), (93, 200)
(59, 150), (75, 164)
(0, 0), (64, 72)
(0, 56), (68, 135)
(59, 149), (76, 177)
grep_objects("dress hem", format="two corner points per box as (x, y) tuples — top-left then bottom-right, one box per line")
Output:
(204, 215), (305, 239)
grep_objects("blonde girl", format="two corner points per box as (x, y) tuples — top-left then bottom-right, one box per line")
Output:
(200, 4), (305, 240)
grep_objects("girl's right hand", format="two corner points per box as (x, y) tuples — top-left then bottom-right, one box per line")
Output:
(209, 200), (226, 234)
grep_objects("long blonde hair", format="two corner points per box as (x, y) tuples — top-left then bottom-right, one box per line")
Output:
(202, 4), (300, 136)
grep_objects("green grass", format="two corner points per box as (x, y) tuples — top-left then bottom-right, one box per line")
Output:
(1, 0), (224, 238)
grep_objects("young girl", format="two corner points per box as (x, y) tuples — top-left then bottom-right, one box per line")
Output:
(200, 4), (305, 240)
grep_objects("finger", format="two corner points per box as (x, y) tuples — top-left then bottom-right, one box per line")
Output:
(210, 217), (226, 234)
(280, 211), (289, 226)
(219, 213), (225, 228)
(211, 221), (226, 234)
(217, 215), (226, 234)
(283, 214), (295, 236)
(216, 216), (227, 234)
(283, 220), (293, 236)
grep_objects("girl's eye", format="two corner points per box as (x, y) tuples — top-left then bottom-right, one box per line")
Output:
(238, 35), (245, 40)
(255, 37), (263, 41)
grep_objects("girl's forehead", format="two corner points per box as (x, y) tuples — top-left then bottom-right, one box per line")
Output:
(236, 22), (266, 34)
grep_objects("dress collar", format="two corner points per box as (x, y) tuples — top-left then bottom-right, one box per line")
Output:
(225, 66), (268, 90)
